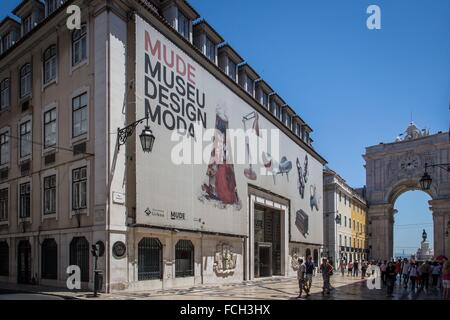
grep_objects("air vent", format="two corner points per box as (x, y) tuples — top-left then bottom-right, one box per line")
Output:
(0, 168), (8, 181)
(21, 100), (30, 112)
(20, 161), (30, 176)
(73, 142), (86, 156)
(44, 153), (56, 165)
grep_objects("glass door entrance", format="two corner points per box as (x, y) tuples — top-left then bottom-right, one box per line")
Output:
(254, 204), (282, 278)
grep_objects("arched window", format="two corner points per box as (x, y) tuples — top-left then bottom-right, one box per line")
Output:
(72, 24), (87, 66)
(0, 241), (8, 276)
(0, 78), (9, 110)
(175, 240), (194, 278)
(69, 237), (89, 282)
(43, 45), (57, 84)
(41, 238), (57, 280)
(20, 63), (32, 98)
(305, 248), (311, 259)
(138, 238), (162, 281)
(313, 249), (319, 265)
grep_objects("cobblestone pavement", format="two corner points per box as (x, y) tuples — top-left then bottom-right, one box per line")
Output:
(0, 275), (445, 300)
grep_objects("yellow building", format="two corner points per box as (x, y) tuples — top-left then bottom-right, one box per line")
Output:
(351, 191), (369, 261)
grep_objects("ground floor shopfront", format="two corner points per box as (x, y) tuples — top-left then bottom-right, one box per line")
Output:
(0, 227), (105, 290)
(109, 189), (323, 292)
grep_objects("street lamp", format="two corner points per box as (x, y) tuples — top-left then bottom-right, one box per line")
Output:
(419, 163), (450, 190)
(117, 113), (155, 153)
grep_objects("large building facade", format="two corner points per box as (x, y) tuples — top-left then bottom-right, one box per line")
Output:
(0, 0), (326, 292)
(323, 168), (368, 268)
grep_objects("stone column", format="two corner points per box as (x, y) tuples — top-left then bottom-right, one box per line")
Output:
(368, 204), (394, 260)
(429, 199), (450, 258)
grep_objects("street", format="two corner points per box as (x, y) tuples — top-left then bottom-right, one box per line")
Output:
(0, 274), (444, 300)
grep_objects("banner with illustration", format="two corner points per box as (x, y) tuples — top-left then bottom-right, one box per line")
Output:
(135, 15), (323, 242)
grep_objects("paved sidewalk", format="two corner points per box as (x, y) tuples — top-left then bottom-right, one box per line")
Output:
(0, 275), (445, 300)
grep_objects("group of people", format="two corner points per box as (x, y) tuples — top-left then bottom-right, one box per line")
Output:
(296, 256), (334, 297)
(339, 260), (370, 279)
(295, 255), (450, 299)
(377, 257), (450, 298)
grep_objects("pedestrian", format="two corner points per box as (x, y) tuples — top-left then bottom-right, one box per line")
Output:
(419, 261), (431, 291)
(320, 258), (333, 295)
(353, 260), (359, 277)
(297, 258), (307, 298)
(395, 259), (402, 284)
(347, 261), (353, 276)
(361, 261), (368, 279)
(304, 255), (314, 296)
(409, 261), (419, 293)
(339, 260), (346, 277)
(442, 258), (450, 300)
(380, 260), (387, 285)
(401, 258), (410, 288)
(431, 261), (441, 289)
(386, 261), (396, 297)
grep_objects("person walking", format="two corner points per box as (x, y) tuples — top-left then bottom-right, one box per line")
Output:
(353, 260), (359, 277)
(297, 258), (307, 298)
(386, 261), (397, 297)
(442, 258), (450, 300)
(347, 261), (353, 276)
(431, 261), (442, 289)
(395, 259), (402, 284)
(320, 258), (333, 295)
(419, 261), (431, 291)
(361, 261), (368, 279)
(304, 255), (314, 296)
(409, 261), (419, 293)
(339, 260), (346, 277)
(401, 258), (410, 288)
(380, 260), (387, 285)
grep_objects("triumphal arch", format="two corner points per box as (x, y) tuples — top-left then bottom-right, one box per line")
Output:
(364, 123), (450, 260)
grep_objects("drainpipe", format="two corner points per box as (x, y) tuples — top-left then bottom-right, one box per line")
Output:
(200, 232), (203, 285)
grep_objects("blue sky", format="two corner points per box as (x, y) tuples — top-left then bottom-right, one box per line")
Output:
(2, 0), (449, 254)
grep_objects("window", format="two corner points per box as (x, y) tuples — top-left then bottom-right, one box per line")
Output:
(286, 114), (291, 128)
(339, 235), (342, 246)
(72, 167), (87, 210)
(1, 32), (12, 52)
(44, 108), (57, 148)
(23, 15), (33, 35)
(69, 237), (89, 282)
(0, 132), (9, 165)
(0, 79), (9, 110)
(0, 188), (7, 222)
(19, 182), (31, 219)
(72, 24), (87, 66)
(43, 45), (57, 84)
(46, 0), (59, 15)
(44, 175), (56, 215)
(72, 92), (87, 137)
(276, 104), (281, 120)
(262, 91), (268, 108)
(349, 237), (352, 248)
(41, 239), (57, 279)
(246, 75), (254, 95)
(344, 236), (347, 247)
(228, 59), (236, 80)
(0, 241), (8, 276)
(349, 219), (351, 229)
(138, 238), (163, 280)
(20, 120), (32, 158)
(20, 64), (32, 98)
(339, 192), (342, 202)
(175, 240), (194, 277)
(205, 36), (215, 61)
(344, 216), (347, 227)
(177, 10), (190, 39)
